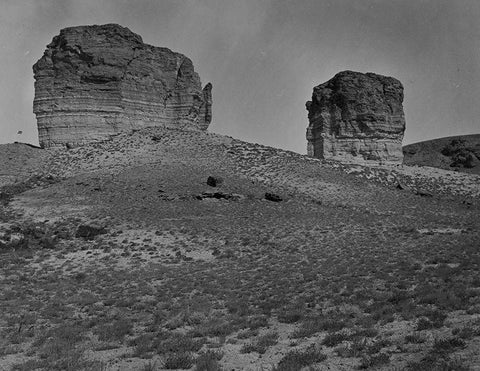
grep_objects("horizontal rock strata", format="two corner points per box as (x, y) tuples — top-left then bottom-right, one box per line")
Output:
(33, 24), (212, 148)
(306, 71), (405, 164)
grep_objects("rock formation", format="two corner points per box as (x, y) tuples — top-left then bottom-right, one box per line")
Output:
(306, 71), (405, 164)
(33, 24), (212, 148)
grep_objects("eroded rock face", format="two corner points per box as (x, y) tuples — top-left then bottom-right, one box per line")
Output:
(33, 24), (212, 148)
(306, 71), (405, 164)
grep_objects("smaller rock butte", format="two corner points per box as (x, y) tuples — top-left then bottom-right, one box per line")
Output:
(33, 24), (212, 148)
(306, 71), (405, 164)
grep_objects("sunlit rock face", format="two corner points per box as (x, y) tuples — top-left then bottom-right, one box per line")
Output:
(306, 71), (405, 164)
(33, 24), (212, 148)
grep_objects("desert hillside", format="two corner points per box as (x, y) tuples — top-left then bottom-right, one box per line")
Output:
(403, 134), (480, 175)
(0, 128), (479, 371)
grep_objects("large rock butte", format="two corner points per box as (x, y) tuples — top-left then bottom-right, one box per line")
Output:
(33, 24), (212, 148)
(306, 71), (405, 164)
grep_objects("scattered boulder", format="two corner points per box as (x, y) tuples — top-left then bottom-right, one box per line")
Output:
(396, 182), (406, 190)
(207, 176), (224, 187)
(33, 24), (212, 148)
(158, 193), (180, 201)
(393, 175), (408, 191)
(462, 200), (473, 207)
(415, 189), (433, 197)
(75, 224), (107, 240)
(265, 192), (282, 202)
(196, 191), (242, 201)
(306, 71), (405, 164)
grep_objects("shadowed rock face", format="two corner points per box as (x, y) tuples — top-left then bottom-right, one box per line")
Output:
(33, 24), (212, 148)
(306, 71), (405, 164)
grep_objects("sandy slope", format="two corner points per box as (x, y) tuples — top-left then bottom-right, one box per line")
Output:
(0, 128), (479, 371)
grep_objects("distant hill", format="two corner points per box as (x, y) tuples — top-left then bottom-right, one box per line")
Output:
(403, 134), (480, 175)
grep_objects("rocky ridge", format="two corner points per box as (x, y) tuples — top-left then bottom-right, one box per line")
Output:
(2, 128), (478, 206)
(33, 24), (212, 148)
(306, 71), (405, 164)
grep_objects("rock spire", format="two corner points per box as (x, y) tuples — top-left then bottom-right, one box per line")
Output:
(33, 24), (212, 148)
(306, 71), (405, 164)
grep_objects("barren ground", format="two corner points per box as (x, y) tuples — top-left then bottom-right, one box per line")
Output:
(1, 128), (479, 371)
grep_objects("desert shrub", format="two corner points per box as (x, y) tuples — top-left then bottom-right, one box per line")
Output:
(258, 300), (280, 315)
(451, 149), (478, 168)
(94, 318), (133, 341)
(415, 309), (447, 330)
(387, 289), (411, 305)
(335, 338), (368, 358)
(75, 224), (106, 240)
(13, 359), (104, 371)
(12, 360), (47, 371)
(369, 303), (396, 324)
(417, 285), (470, 311)
(291, 316), (347, 338)
(194, 350), (223, 371)
(441, 139), (467, 156)
(240, 331), (278, 354)
(0, 344), (20, 357)
(240, 343), (258, 354)
(30, 323), (91, 371)
(432, 337), (466, 354)
(352, 327), (378, 338)
(236, 328), (258, 339)
(322, 332), (349, 347)
(225, 299), (249, 316)
(33, 323), (85, 349)
(407, 354), (471, 371)
(441, 139), (479, 168)
(358, 353), (390, 369)
(273, 345), (327, 371)
(189, 318), (236, 338)
(245, 315), (269, 330)
(0, 222), (61, 250)
(452, 326), (480, 340)
(130, 333), (158, 357)
(277, 308), (303, 323)
(141, 361), (157, 371)
(163, 352), (194, 369)
(158, 333), (204, 354)
(466, 304), (480, 315)
(416, 317), (434, 331)
(365, 338), (392, 354)
(405, 333), (426, 344)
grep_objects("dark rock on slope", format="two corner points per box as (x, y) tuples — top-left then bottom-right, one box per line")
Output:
(33, 24), (212, 148)
(403, 134), (480, 175)
(306, 71), (405, 164)
(207, 176), (224, 187)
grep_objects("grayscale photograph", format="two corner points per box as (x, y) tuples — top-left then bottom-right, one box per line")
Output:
(0, 1), (479, 370)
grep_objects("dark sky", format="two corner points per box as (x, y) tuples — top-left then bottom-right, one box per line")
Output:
(1, 0), (479, 152)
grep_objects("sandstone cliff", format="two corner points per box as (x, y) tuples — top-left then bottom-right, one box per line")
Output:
(33, 24), (212, 148)
(306, 71), (405, 164)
